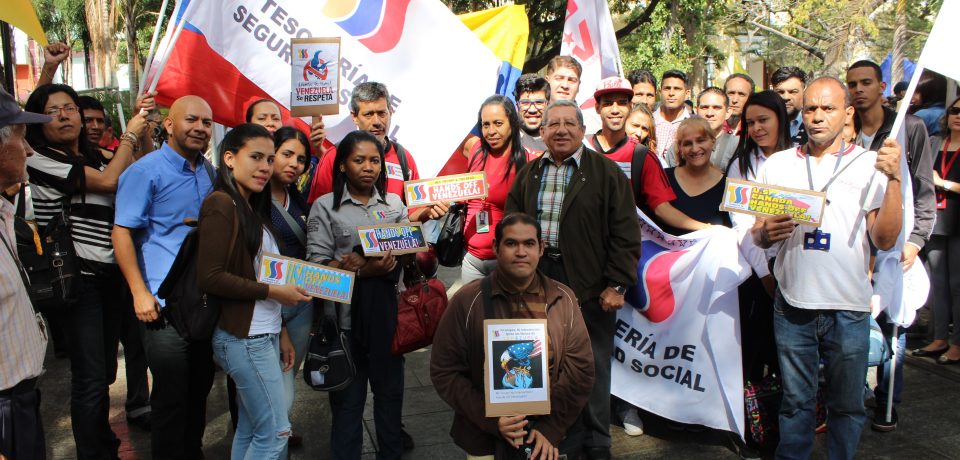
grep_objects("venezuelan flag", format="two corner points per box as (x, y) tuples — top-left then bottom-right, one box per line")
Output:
(459, 5), (528, 101)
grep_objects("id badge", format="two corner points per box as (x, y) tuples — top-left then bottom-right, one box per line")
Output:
(937, 190), (947, 210)
(803, 229), (831, 251)
(476, 210), (490, 233)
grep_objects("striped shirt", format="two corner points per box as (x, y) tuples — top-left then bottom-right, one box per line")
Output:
(536, 148), (582, 248)
(0, 199), (48, 390)
(653, 107), (691, 166)
(26, 146), (116, 275)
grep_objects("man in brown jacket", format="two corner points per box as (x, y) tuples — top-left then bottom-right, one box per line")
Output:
(431, 213), (594, 459)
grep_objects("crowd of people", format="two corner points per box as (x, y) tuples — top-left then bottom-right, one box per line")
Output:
(0, 41), (952, 460)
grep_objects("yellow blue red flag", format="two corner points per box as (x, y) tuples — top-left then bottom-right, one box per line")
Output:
(459, 5), (529, 100)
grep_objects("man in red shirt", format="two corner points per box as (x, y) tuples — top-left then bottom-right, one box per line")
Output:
(306, 82), (446, 222)
(586, 77), (711, 232)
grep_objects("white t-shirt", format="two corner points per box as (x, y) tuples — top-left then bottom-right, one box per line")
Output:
(727, 148), (774, 278)
(758, 144), (886, 312)
(249, 228), (283, 335)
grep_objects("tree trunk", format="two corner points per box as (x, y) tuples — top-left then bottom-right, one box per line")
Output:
(891, 0), (907, 84)
(84, 0), (117, 88)
(125, 0), (139, 105)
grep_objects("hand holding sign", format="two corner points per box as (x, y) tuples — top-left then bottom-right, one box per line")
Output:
(876, 138), (902, 181)
(268, 284), (310, 306)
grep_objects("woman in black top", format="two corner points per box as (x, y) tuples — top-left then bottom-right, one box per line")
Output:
(914, 95), (960, 364)
(662, 118), (729, 235)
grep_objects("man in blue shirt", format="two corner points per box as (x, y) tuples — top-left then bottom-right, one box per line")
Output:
(112, 95), (215, 460)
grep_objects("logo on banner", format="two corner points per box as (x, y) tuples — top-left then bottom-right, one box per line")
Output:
(626, 241), (687, 323)
(361, 230), (379, 250)
(729, 185), (750, 205)
(322, 0), (413, 53)
(411, 184), (427, 201)
(263, 259), (285, 282)
(302, 50), (330, 81)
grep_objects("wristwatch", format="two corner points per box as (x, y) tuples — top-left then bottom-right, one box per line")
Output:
(612, 285), (627, 296)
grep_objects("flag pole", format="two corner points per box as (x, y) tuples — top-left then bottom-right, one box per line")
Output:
(146, 0), (194, 95)
(139, 0), (171, 95)
(885, 325), (898, 423)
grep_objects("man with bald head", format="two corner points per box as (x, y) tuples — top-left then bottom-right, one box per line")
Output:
(753, 77), (903, 460)
(113, 95), (216, 460)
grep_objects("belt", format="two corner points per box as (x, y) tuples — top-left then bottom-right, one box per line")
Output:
(246, 333), (271, 340)
(0, 377), (38, 397)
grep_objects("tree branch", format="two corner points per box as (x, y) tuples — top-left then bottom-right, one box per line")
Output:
(748, 19), (825, 60)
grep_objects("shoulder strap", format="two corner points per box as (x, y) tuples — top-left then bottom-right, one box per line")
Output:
(394, 142), (410, 182)
(631, 143), (648, 206)
(15, 184), (26, 219)
(202, 159), (216, 184)
(271, 198), (307, 247)
(481, 276), (494, 320)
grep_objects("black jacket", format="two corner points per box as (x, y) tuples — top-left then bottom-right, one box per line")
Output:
(505, 147), (641, 303)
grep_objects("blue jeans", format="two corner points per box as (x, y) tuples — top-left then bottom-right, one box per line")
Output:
(67, 274), (123, 460)
(281, 300), (314, 412)
(330, 330), (405, 460)
(212, 328), (290, 460)
(773, 291), (869, 460)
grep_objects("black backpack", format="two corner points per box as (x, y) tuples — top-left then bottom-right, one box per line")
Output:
(629, 143), (649, 208)
(157, 224), (221, 341)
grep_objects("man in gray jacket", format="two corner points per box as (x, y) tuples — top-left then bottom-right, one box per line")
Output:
(846, 59), (936, 432)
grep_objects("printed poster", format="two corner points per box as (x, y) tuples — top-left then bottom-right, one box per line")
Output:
(484, 319), (550, 417)
(720, 178), (827, 227)
(357, 222), (429, 256)
(403, 172), (488, 207)
(290, 38), (340, 117)
(258, 253), (354, 303)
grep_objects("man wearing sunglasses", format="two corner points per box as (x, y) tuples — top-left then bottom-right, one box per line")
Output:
(846, 59), (936, 433)
(515, 74), (551, 156)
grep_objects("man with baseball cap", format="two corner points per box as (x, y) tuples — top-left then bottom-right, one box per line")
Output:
(0, 86), (52, 460)
(586, 77), (707, 234)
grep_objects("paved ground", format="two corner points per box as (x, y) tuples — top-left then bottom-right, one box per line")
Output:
(38, 267), (960, 459)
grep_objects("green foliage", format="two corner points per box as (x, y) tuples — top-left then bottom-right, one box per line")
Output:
(32, 0), (85, 47)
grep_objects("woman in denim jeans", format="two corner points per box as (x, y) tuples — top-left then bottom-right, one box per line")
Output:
(198, 124), (310, 459)
(268, 127), (315, 449)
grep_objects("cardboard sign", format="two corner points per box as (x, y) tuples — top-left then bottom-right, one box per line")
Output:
(290, 38), (340, 117)
(720, 178), (827, 227)
(357, 222), (429, 256)
(484, 319), (550, 417)
(258, 253), (354, 303)
(403, 172), (488, 207)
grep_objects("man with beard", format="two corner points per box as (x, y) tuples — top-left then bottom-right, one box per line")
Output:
(772, 66), (809, 145)
(515, 74), (551, 155)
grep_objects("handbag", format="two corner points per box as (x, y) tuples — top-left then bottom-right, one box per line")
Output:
(13, 186), (79, 312)
(743, 374), (782, 451)
(391, 258), (449, 355)
(434, 202), (466, 267)
(159, 194), (237, 342)
(303, 305), (356, 391)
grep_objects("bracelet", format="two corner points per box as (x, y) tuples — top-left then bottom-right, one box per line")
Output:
(945, 180), (955, 193)
(120, 132), (140, 152)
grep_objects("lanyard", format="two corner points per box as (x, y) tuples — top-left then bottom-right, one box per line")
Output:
(805, 142), (846, 193)
(941, 141), (960, 178)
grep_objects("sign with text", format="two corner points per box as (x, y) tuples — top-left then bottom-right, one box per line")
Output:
(403, 172), (488, 207)
(720, 178), (827, 227)
(290, 37), (340, 117)
(258, 253), (354, 303)
(484, 319), (551, 417)
(357, 222), (429, 256)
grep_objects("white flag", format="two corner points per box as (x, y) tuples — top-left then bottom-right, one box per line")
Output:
(560, 0), (623, 132)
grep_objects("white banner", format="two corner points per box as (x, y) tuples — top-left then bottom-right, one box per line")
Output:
(611, 212), (751, 437)
(560, 0), (623, 132)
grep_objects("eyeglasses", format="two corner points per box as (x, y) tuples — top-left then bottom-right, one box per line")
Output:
(949, 107), (960, 116)
(44, 104), (79, 117)
(518, 99), (547, 109)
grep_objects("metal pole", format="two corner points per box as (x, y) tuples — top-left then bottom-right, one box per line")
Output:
(885, 325), (898, 423)
(146, 0), (194, 95)
(0, 21), (15, 94)
(139, 0), (171, 94)
(115, 102), (126, 130)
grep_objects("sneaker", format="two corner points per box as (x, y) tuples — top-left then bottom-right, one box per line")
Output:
(622, 408), (643, 436)
(126, 412), (151, 431)
(872, 406), (898, 432)
(727, 433), (761, 460)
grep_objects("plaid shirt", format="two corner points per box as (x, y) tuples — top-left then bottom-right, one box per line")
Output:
(537, 147), (583, 248)
(653, 107), (690, 166)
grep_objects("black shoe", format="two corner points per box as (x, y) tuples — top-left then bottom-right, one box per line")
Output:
(911, 346), (948, 357)
(401, 428), (414, 451)
(585, 447), (612, 460)
(126, 412), (151, 431)
(937, 355), (960, 365)
(728, 433), (761, 460)
(872, 406), (898, 432)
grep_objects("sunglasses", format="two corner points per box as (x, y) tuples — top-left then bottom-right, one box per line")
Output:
(949, 107), (960, 116)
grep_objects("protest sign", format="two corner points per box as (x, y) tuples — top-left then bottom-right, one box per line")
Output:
(721, 178), (827, 227)
(290, 37), (340, 117)
(404, 172), (488, 207)
(357, 222), (429, 256)
(484, 319), (550, 417)
(611, 211), (750, 438)
(258, 253), (354, 303)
